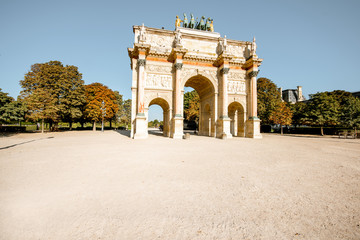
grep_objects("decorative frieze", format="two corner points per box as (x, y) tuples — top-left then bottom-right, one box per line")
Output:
(146, 73), (172, 89)
(227, 45), (244, 57)
(146, 64), (172, 74)
(146, 34), (173, 49)
(227, 81), (246, 94)
(228, 71), (245, 80)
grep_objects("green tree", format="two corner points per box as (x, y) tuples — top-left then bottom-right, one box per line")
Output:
(340, 96), (360, 131)
(302, 92), (340, 136)
(291, 101), (307, 127)
(20, 61), (85, 131)
(0, 88), (14, 125)
(119, 99), (131, 129)
(257, 78), (282, 124)
(183, 90), (199, 121)
(113, 91), (123, 128)
(1, 100), (26, 125)
(58, 65), (86, 130)
(269, 102), (293, 135)
(84, 83), (119, 131)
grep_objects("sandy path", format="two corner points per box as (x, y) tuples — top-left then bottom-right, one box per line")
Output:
(0, 131), (359, 239)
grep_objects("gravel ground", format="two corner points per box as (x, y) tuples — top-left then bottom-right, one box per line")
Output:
(0, 130), (359, 240)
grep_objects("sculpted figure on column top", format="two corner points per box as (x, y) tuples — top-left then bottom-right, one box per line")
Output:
(138, 23), (147, 43)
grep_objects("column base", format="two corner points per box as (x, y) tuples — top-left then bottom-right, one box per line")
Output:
(216, 116), (232, 139)
(171, 116), (184, 139)
(245, 117), (262, 139)
(133, 114), (148, 139)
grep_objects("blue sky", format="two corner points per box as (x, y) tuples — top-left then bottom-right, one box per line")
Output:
(1, 0), (359, 121)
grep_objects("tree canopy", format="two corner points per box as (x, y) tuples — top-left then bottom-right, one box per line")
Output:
(269, 102), (293, 134)
(257, 77), (282, 125)
(20, 61), (85, 130)
(84, 83), (118, 130)
(183, 90), (200, 121)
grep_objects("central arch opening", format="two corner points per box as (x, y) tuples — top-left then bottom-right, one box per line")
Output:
(183, 75), (216, 137)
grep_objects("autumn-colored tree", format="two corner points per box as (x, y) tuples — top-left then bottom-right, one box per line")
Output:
(84, 83), (118, 131)
(183, 90), (200, 121)
(20, 61), (85, 131)
(269, 102), (293, 135)
(257, 78), (282, 124)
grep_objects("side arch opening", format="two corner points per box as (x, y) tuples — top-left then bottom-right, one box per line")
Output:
(228, 101), (245, 137)
(148, 97), (171, 137)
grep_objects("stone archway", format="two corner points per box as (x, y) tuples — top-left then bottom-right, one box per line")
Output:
(128, 24), (263, 139)
(183, 75), (216, 137)
(228, 101), (245, 137)
(148, 97), (171, 137)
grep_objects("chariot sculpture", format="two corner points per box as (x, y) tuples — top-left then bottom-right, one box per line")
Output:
(175, 13), (214, 32)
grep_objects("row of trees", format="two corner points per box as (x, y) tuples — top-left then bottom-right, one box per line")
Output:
(257, 78), (360, 135)
(0, 61), (131, 132)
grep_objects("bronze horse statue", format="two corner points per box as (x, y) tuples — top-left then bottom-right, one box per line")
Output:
(196, 16), (206, 30)
(183, 13), (188, 28)
(189, 13), (196, 29)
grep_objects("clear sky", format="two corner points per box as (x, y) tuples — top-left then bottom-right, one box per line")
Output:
(1, 0), (359, 121)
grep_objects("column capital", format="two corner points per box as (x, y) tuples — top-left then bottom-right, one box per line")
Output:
(220, 67), (230, 75)
(174, 63), (183, 70)
(248, 70), (259, 78)
(137, 59), (146, 67)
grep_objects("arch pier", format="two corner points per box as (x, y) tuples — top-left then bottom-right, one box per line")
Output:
(128, 25), (263, 139)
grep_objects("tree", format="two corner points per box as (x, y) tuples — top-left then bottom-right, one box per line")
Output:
(119, 99), (131, 129)
(291, 101), (307, 127)
(302, 92), (340, 136)
(183, 90), (200, 121)
(257, 78), (282, 124)
(0, 100), (26, 125)
(58, 65), (86, 130)
(20, 61), (85, 131)
(84, 83), (118, 131)
(340, 96), (360, 131)
(0, 88), (14, 125)
(113, 91), (123, 128)
(269, 102), (293, 135)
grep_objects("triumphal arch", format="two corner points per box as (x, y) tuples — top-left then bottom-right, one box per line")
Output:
(128, 18), (262, 139)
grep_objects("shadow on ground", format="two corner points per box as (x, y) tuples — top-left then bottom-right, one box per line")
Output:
(114, 129), (131, 137)
(0, 137), (54, 150)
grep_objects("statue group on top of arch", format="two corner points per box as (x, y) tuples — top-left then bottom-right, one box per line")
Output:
(175, 14), (214, 32)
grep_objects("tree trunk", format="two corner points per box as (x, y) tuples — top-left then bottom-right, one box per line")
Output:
(280, 124), (283, 135)
(93, 121), (96, 131)
(321, 126), (324, 136)
(110, 120), (112, 129)
(41, 119), (44, 133)
(69, 121), (72, 131)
